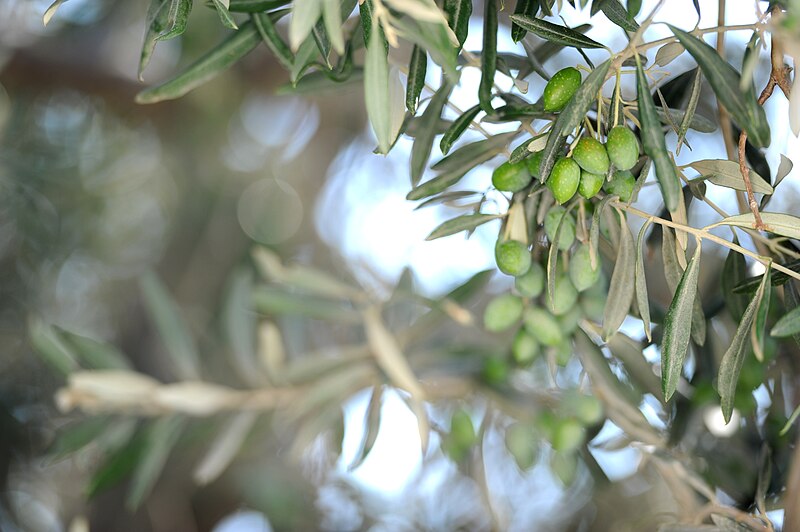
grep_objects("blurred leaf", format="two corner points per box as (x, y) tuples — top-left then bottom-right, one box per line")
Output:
(479, 0), (498, 112)
(539, 60), (610, 183)
(411, 80), (453, 186)
(291, 35), (322, 84)
(426, 213), (502, 240)
(588, 194), (616, 270)
(45, 416), (112, 464)
(349, 385), (383, 470)
(223, 268), (264, 387)
(443, 0), (472, 49)
(756, 445), (771, 515)
(718, 264), (770, 423)
(58, 330), (131, 371)
(511, 0), (538, 42)
(771, 306), (800, 337)
(654, 42), (684, 67)
(127, 416), (187, 510)
(139, 0), (173, 80)
(687, 159), (773, 195)
(440, 104), (481, 155)
(781, 402), (800, 436)
(413, 190), (479, 210)
(635, 219), (652, 341)
(194, 412), (258, 485)
(43, 0), (67, 25)
(321, 0), (345, 56)
(509, 16), (604, 49)
(676, 68), (703, 154)
(251, 287), (361, 322)
(140, 272), (200, 380)
(635, 54), (680, 211)
(393, 16), (458, 82)
(365, 19), (393, 154)
(29, 318), (79, 376)
(547, 203), (575, 312)
(707, 213), (800, 240)
(229, 0), (291, 11)
(253, 11), (294, 70)
(136, 23), (261, 103)
(407, 132), (516, 200)
(607, 333), (662, 400)
(669, 25), (770, 148)
(406, 46), (427, 114)
(252, 247), (362, 300)
(212, 0), (239, 29)
(87, 428), (148, 498)
(599, 0), (639, 32)
(257, 321), (286, 382)
(289, 0), (322, 51)
(733, 258), (800, 294)
(662, 243), (702, 402)
(159, 0), (193, 41)
(775, 154), (793, 189)
(603, 210), (635, 340)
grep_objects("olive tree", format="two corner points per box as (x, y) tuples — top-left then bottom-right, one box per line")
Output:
(30, 0), (800, 529)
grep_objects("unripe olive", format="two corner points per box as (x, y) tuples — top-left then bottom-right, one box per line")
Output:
(484, 294), (524, 332)
(605, 125), (639, 171)
(523, 307), (563, 346)
(578, 170), (604, 199)
(495, 239), (532, 277)
(526, 150), (544, 179)
(512, 329), (540, 365)
(568, 244), (600, 292)
(603, 169), (635, 202)
(551, 418), (585, 453)
(572, 137), (610, 175)
(515, 262), (545, 298)
(551, 340), (573, 366)
(551, 275), (578, 316)
(544, 206), (576, 251)
(573, 395), (603, 425)
(450, 409), (476, 448)
(493, 160), (532, 192)
(547, 158), (581, 205)
(543, 67), (582, 112)
(550, 450), (578, 486)
(557, 303), (583, 335)
(483, 355), (509, 386)
(505, 422), (538, 471)
(580, 277), (607, 322)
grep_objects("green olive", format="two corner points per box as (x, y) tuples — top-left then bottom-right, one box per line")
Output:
(512, 329), (541, 365)
(603, 169), (636, 202)
(523, 307), (563, 346)
(450, 409), (476, 448)
(578, 170), (604, 199)
(557, 303), (583, 335)
(484, 294), (524, 332)
(572, 137), (610, 175)
(551, 418), (585, 453)
(515, 262), (545, 298)
(505, 422), (538, 471)
(550, 450), (579, 486)
(547, 158), (581, 205)
(495, 239), (532, 277)
(482, 355), (509, 386)
(605, 125), (639, 171)
(568, 244), (601, 292)
(526, 150), (544, 179)
(543, 67), (582, 112)
(551, 275), (578, 316)
(573, 395), (603, 425)
(493, 160), (532, 192)
(544, 206), (576, 251)
(551, 340), (573, 366)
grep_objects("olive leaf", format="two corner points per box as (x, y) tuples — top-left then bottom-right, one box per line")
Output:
(686, 159), (773, 195)
(365, 19), (393, 155)
(599, 0), (639, 32)
(654, 42), (685, 67)
(775, 154), (794, 189)
(289, 0), (322, 51)
(440, 104), (481, 155)
(662, 242), (702, 402)
(705, 213), (800, 240)
(229, 0), (292, 11)
(159, 0), (193, 41)
(722, 241), (749, 321)
(139, 0), (173, 80)
(602, 210), (635, 340)
(136, 23), (262, 104)
(348, 385), (383, 470)
(127, 416), (188, 510)
(668, 25), (770, 148)
(411, 80), (454, 186)
(635, 219), (653, 341)
(212, 0), (239, 29)
(444, 0), (472, 49)
(29, 318), (79, 376)
(718, 263), (771, 423)
(771, 305), (800, 338)
(753, 271), (772, 361)
(58, 330), (131, 371)
(509, 15), (604, 50)
(539, 60), (611, 183)
(511, 0), (539, 42)
(223, 268), (264, 387)
(426, 213), (502, 240)
(406, 46), (428, 114)
(479, 0), (498, 112)
(252, 287), (362, 322)
(634, 54), (680, 211)
(588, 194), (616, 270)
(676, 68), (703, 154)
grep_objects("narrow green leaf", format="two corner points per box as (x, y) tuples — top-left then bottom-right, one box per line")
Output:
(411, 80), (453, 186)
(126, 416), (187, 510)
(365, 19), (392, 154)
(212, 0), (239, 29)
(59, 330), (131, 370)
(539, 60), (610, 182)
(635, 54), (680, 211)
(252, 11), (294, 70)
(602, 210), (635, 340)
(509, 15), (604, 50)
(440, 104), (481, 155)
(139, 0), (173, 81)
(718, 263), (771, 422)
(223, 268), (264, 387)
(29, 318), (79, 376)
(136, 23), (261, 104)
(289, 0), (322, 51)
(139, 272), (200, 380)
(687, 159), (773, 195)
(321, 0), (344, 55)
(771, 306), (800, 337)
(676, 68), (703, 154)
(754, 273), (772, 359)
(654, 42), (685, 67)
(479, 0), (498, 112)
(229, 0), (291, 11)
(547, 203), (575, 313)
(290, 34), (322, 84)
(426, 213), (501, 240)
(722, 242), (749, 321)
(635, 219), (652, 341)
(443, 0), (472, 49)
(406, 46), (428, 114)
(706, 212), (800, 240)
(159, 0), (193, 41)
(46, 417), (113, 464)
(588, 194), (616, 270)
(662, 243), (702, 401)
(776, 154), (793, 189)
(393, 17), (458, 82)
(600, 0), (639, 32)
(349, 385), (383, 470)
(251, 287), (361, 322)
(413, 190), (479, 210)
(87, 429), (148, 498)
(511, 0), (539, 42)
(668, 25), (770, 148)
